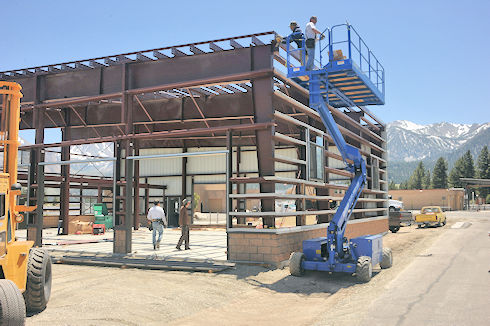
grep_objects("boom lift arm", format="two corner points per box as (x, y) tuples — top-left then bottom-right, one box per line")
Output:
(309, 74), (367, 264)
(283, 24), (391, 281)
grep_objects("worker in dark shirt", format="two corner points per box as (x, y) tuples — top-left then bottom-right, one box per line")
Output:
(176, 198), (191, 250)
(283, 21), (304, 49)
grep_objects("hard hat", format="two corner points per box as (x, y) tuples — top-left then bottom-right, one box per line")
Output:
(290, 21), (298, 26)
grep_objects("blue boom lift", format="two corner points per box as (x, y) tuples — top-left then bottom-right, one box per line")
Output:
(283, 24), (392, 282)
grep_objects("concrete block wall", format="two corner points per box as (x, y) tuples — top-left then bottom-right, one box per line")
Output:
(228, 217), (388, 266)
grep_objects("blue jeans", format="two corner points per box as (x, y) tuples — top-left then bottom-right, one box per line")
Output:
(152, 221), (164, 245)
(306, 46), (315, 70)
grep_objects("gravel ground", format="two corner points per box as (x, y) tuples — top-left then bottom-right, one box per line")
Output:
(26, 211), (480, 326)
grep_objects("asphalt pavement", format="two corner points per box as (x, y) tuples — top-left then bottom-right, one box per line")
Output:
(358, 213), (490, 326)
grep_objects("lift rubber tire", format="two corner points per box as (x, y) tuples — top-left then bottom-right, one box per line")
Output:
(442, 219), (446, 226)
(389, 226), (400, 233)
(356, 256), (372, 283)
(380, 247), (393, 269)
(24, 248), (52, 313)
(289, 252), (305, 276)
(0, 279), (26, 325)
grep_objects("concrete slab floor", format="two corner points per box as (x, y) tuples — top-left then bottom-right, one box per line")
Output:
(16, 227), (228, 261)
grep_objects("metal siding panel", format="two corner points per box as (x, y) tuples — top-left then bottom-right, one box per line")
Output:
(274, 148), (297, 171)
(187, 147), (226, 174)
(146, 176), (181, 196)
(139, 148), (183, 176)
(193, 175), (226, 184)
(240, 150), (258, 172)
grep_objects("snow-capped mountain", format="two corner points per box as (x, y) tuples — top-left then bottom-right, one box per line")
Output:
(387, 121), (490, 183)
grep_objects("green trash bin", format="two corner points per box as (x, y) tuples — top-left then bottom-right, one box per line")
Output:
(93, 203), (113, 230)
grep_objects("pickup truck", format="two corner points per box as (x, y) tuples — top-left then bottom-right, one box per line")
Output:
(415, 206), (447, 228)
(389, 210), (413, 233)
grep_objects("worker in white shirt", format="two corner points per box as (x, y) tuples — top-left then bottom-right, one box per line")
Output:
(147, 200), (167, 250)
(305, 16), (325, 70)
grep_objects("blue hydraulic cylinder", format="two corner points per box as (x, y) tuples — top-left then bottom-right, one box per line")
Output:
(307, 73), (367, 267)
(309, 75), (363, 168)
(326, 161), (366, 265)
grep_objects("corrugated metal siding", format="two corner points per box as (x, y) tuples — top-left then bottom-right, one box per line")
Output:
(146, 176), (181, 197)
(274, 148), (297, 171)
(187, 147), (227, 175)
(239, 149), (258, 172)
(139, 148), (183, 177)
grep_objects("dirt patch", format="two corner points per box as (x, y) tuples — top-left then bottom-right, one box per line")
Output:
(26, 214), (462, 326)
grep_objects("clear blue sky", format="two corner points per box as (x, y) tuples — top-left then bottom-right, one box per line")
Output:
(2, 0), (489, 128)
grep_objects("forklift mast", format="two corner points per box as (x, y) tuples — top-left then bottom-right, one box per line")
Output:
(0, 82), (35, 256)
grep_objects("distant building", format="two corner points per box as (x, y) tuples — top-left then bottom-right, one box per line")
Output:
(389, 188), (464, 211)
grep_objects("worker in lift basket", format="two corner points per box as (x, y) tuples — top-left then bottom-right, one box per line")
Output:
(147, 200), (167, 250)
(281, 21), (305, 64)
(305, 16), (325, 70)
(283, 21), (304, 49)
(176, 198), (191, 250)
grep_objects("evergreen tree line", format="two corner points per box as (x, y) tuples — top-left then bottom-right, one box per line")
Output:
(389, 146), (490, 201)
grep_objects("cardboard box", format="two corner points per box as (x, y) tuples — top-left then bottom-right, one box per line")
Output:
(328, 49), (346, 61)
(67, 216), (95, 234)
(74, 221), (93, 235)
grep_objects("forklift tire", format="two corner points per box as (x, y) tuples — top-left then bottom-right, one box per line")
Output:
(356, 256), (372, 283)
(380, 248), (393, 269)
(24, 248), (52, 313)
(289, 252), (305, 276)
(0, 279), (26, 325)
(389, 226), (400, 233)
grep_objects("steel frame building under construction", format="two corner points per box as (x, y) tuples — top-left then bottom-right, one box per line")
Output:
(0, 30), (388, 265)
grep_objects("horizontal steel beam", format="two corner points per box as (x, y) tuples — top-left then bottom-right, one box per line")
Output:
(39, 157), (116, 166)
(126, 150), (228, 161)
(20, 122), (274, 149)
(24, 68), (272, 110)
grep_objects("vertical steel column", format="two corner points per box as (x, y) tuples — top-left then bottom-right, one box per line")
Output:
(34, 108), (45, 246)
(226, 131), (232, 260)
(236, 145), (245, 224)
(26, 150), (35, 235)
(114, 63), (133, 254)
(124, 152), (134, 252)
(35, 163), (44, 247)
(60, 109), (71, 234)
(296, 129), (307, 226)
(133, 144), (140, 230)
(380, 129), (388, 217)
(190, 177), (195, 224)
(251, 77), (276, 228)
(28, 76), (44, 245)
(97, 186), (102, 203)
(114, 142), (121, 225)
(181, 147), (187, 203)
(144, 178), (149, 220)
(112, 143), (118, 228)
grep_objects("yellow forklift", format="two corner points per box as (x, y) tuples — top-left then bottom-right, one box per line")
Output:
(0, 82), (52, 324)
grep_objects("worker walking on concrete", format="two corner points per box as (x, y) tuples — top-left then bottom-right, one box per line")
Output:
(176, 198), (191, 250)
(147, 200), (167, 250)
(305, 16), (324, 70)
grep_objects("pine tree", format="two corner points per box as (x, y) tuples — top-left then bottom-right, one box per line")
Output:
(476, 146), (490, 199)
(449, 156), (465, 188)
(408, 162), (425, 189)
(462, 150), (475, 178)
(432, 157), (448, 188)
(423, 169), (431, 189)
